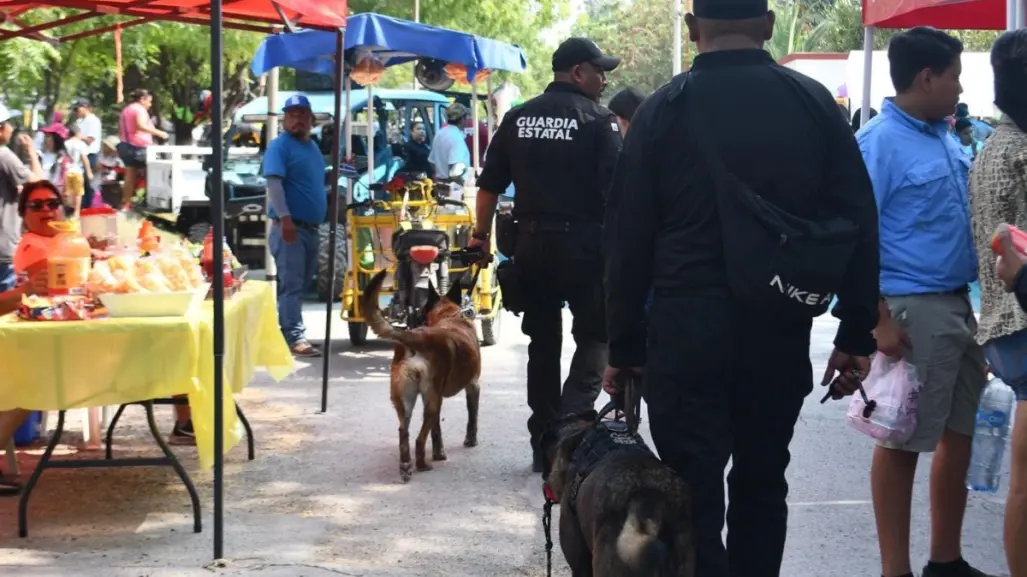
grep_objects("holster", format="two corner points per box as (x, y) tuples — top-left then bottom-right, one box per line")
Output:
(495, 212), (518, 258)
(496, 259), (525, 315)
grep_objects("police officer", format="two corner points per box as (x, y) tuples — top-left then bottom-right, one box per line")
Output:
(603, 1), (879, 575)
(469, 37), (623, 471)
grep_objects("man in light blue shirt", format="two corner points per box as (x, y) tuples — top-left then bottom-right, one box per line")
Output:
(858, 28), (992, 577)
(264, 93), (327, 358)
(955, 102), (994, 141)
(429, 103), (471, 180)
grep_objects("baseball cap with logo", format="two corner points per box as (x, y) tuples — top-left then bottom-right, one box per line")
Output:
(552, 38), (620, 73)
(693, 0), (769, 20)
(282, 93), (313, 112)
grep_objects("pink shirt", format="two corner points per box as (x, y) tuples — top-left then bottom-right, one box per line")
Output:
(119, 102), (153, 148)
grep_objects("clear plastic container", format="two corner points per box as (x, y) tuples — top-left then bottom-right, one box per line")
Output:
(47, 221), (92, 296)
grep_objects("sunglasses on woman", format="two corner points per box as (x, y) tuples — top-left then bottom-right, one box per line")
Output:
(27, 199), (63, 211)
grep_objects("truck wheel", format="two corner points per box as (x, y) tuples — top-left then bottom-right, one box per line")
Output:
(348, 322), (368, 346)
(316, 223), (347, 302)
(187, 222), (211, 245)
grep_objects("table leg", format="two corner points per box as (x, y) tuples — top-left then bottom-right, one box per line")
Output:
(104, 404), (128, 460)
(141, 401), (202, 534)
(17, 403), (203, 538)
(235, 403), (255, 461)
(18, 410), (67, 538)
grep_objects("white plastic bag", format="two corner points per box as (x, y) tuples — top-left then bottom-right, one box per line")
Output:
(846, 355), (922, 443)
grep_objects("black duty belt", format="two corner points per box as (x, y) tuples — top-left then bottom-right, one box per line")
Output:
(272, 218), (318, 231)
(885, 284), (970, 299)
(518, 220), (600, 234)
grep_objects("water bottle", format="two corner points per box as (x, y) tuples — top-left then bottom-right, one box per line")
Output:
(966, 377), (1016, 493)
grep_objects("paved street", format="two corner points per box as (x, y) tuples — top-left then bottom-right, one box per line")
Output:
(0, 304), (1010, 576)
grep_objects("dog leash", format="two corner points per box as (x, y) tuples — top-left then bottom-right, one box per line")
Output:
(541, 484), (556, 577)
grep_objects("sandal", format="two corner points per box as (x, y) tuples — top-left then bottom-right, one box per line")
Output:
(0, 473), (21, 497)
(290, 341), (322, 358)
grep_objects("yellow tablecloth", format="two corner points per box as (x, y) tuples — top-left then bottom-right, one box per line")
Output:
(0, 281), (294, 469)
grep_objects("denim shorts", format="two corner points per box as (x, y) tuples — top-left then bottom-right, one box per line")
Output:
(983, 329), (1027, 401)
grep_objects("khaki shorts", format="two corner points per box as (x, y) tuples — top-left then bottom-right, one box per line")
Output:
(880, 292), (987, 453)
(64, 172), (85, 198)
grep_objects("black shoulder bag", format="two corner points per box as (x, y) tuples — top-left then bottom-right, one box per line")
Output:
(674, 72), (859, 317)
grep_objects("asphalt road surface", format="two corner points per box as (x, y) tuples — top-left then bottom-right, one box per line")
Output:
(0, 304), (1010, 576)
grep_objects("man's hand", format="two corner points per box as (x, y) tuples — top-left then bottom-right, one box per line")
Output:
(279, 217), (297, 244)
(156, 130), (170, 141)
(995, 223), (1027, 292)
(17, 133), (34, 152)
(821, 349), (870, 400)
(602, 366), (643, 396)
(467, 234), (491, 266)
(874, 317), (908, 359)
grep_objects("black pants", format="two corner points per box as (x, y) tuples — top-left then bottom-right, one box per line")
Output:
(645, 294), (813, 577)
(515, 227), (607, 449)
(81, 153), (97, 210)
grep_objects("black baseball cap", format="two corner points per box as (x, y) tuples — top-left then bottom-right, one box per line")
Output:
(693, 0), (769, 20)
(71, 99), (90, 109)
(608, 87), (646, 122)
(552, 38), (620, 72)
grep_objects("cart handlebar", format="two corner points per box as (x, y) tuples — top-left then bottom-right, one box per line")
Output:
(449, 246), (492, 265)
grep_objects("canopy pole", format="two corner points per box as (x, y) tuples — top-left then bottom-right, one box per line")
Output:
(471, 79), (480, 175)
(344, 77), (353, 264)
(860, 26), (874, 129)
(486, 76), (495, 139)
(209, 0), (227, 560)
(367, 84), (375, 189)
(672, 0), (682, 75)
(1009, 0), (1018, 29)
(264, 63), (280, 281)
(321, 28), (346, 413)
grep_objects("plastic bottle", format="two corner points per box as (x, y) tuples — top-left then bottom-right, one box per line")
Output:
(967, 377), (1017, 493)
(47, 221), (92, 296)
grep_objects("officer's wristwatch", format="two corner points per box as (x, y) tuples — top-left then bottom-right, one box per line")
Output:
(472, 231), (490, 242)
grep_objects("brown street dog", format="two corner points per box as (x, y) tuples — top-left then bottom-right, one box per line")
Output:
(361, 270), (481, 482)
(543, 414), (695, 577)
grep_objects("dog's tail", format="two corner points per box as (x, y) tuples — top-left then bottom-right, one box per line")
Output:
(360, 270), (427, 351)
(616, 491), (672, 575)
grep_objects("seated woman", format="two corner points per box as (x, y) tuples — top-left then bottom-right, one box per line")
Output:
(400, 122), (433, 178)
(0, 181), (62, 494)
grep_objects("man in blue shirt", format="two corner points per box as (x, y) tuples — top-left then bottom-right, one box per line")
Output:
(955, 102), (994, 142)
(859, 28), (992, 577)
(264, 94), (327, 357)
(428, 103), (471, 180)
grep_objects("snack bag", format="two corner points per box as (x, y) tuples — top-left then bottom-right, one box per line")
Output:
(847, 355), (922, 444)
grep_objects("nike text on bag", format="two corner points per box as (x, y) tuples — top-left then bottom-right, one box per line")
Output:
(674, 72), (859, 317)
(715, 172), (857, 316)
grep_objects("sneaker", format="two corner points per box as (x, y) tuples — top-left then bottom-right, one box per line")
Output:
(170, 420), (196, 446)
(922, 559), (996, 577)
(290, 341), (322, 358)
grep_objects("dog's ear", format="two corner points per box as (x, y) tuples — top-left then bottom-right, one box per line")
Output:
(444, 278), (463, 306)
(425, 283), (441, 312)
(548, 425), (590, 496)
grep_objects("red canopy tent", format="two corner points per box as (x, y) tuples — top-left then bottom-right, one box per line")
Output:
(0, 0), (347, 41)
(862, 0), (1008, 30)
(0, 0), (348, 561)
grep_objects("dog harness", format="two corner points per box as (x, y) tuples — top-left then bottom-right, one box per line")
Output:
(564, 420), (653, 514)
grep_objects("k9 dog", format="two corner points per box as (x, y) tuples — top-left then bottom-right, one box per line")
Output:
(543, 412), (695, 576)
(361, 270), (481, 482)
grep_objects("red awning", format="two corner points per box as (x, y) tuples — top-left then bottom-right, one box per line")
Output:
(862, 0), (1006, 30)
(0, 0), (347, 40)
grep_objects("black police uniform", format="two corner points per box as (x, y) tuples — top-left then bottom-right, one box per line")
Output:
(476, 38), (623, 466)
(604, 2), (879, 576)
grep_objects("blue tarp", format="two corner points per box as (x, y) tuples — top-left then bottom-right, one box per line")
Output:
(250, 12), (527, 81)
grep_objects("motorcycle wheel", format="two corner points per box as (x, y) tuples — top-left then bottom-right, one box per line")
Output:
(479, 269), (502, 346)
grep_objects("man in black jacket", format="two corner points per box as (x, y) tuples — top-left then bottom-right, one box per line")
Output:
(469, 37), (623, 471)
(603, 1), (880, 575)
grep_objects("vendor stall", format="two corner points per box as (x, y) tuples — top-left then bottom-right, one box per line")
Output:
(250, 13), (527, 412)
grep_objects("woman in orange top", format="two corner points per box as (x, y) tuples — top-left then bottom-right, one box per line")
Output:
(12, 181), (65, 277)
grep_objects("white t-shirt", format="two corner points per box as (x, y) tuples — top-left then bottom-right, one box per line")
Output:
(64, 138), (89, 174)
(77, 113), (102, 155)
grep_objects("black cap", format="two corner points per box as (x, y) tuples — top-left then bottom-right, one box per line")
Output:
(608, 87), (646, 122)
(552, 38), (620, 72)
(693, 0), (769, 20)
(71, 99), (90, 109)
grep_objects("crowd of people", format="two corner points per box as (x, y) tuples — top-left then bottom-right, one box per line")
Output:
(458, 0), (1027, 575)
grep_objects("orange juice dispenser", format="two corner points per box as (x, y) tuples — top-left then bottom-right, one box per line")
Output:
(47, 221), (91, 296)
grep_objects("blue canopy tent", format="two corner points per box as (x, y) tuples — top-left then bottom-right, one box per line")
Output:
(250, 13), (527, 411)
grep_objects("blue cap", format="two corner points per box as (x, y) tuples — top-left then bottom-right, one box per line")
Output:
(283, 94), (312, 112)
